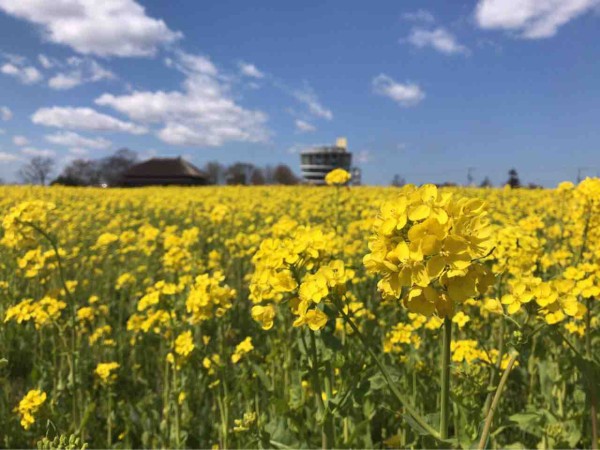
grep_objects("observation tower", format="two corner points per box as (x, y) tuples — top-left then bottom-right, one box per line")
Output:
(300, 137), (354, 185)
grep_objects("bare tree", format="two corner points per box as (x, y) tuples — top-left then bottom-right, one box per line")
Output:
(272, 164), (299, 185)
(507, 168), (521, 188)
(52, 159), (101, 186)
(391, 174), (405, 187)
(98, 148), (138, 186)
(263, 165), (275, 184)
(19, 156), (55, 185)
(203, 161), (226, 185)
(480, 176), (493, 188)
(250, 167), (266, 185)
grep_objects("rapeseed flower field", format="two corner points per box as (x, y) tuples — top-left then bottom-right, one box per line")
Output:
(0, 179), (598, 449)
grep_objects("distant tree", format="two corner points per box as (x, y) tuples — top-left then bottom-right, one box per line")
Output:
(263, 165), (275, 184)
(19, 156), (54, 185)
(250, 167), (266, 185)
(391, 174), (405, 187)
(52, 159), (102, 186)
(272, 164), (299, 185)
(203, 161), (226, 185)
(99, 148), (138, 186)
(527, 182), (542, 189)
(507, 168), (521, 188)
(480, 176), (493, 188)
(226, 163), (255, 185)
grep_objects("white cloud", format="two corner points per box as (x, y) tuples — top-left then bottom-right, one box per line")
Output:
(38, 54), (56, 69)
(21, 147), (56, 157)
(166, 52), (218, 76)
(48, 73), (83, 90)
(0, 0), (182, 57)
(32, 106), (148, 134)
(45, 131), (111, 149)
(292, 86), (333, 120)
(1, 62), (43, 84)
(356, 150), (372, 164)
(372, 74), (425, 107)
(68, 147), (89, 156)
(403, 9), (436, 23)
(295, 119), (316, 133)
(1, 106), (12, 121)
(0, 151), (21, 162)
(407, 27), (469, 55)
(238, 62), (264, 79)
(48, 57), (115, 90)
(95, 51), (269, 147)
(12, 135), (29, 146)
(287, 143), (307, 154)
(475, 0), (600, 39)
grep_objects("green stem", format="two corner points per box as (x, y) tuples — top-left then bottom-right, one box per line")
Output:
(440, 317), (452, 440)
(21, 220), (80, 430)
(163, 355), (170, 446)
(477, 351), (518, 450)
(484, 317), (505, 417)
(308, 331), (334, 449)
(333, 301), (441, 439)
(586, 299), (598, 449)
(173, 368), (181, 448)
(107, 387), (112, 448)
(216, 392), (228, 449)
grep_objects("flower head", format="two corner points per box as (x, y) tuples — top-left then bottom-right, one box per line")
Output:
(325, 168), (351, 186)
(14, 389), (46, 429)
(95, 362), (120, 384)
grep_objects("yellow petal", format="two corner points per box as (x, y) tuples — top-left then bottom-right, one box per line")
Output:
(426, 255), (446, 279)
(408, 205), (431, 221)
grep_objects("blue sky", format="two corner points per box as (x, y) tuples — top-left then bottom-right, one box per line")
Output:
(0, 0), (599, 186)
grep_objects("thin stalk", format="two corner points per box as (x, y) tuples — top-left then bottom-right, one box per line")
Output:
(484, 317), (506, 416)
(309, 331), (334, 449)
(163, 356), (170, 447)
(21, 221), (80, 430)
(477, 352), (518, 450)
(173, 367), (181, 448)
(107, 387), (112, 448)
(440, 317), (452, 440)
(586, 298), (598, 449)
(216, 392), (228, 449)
(333, 301), (441, 439)
(527, 333), (538, 405)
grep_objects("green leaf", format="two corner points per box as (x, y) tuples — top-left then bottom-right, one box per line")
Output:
(509, 412), (540, 426)
(251, 362), (274, 392)
(320, 330), (343, 352)
(508, 412), (543, 438)
(368, 373), (387, 391)
(403, 413), (431, 436)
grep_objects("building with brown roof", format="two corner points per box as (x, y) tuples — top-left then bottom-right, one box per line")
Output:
(120, 157), (208, 186)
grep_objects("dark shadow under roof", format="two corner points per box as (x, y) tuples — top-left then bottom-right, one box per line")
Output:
(123, 157), (206, 179)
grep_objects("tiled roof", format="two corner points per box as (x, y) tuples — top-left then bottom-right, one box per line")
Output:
(123, 157), (206, 179)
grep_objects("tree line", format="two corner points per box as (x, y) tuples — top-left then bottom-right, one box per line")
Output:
(12, 150), (301, 186)
(8, 152), (541, 189)
(391, 168), (542, 189)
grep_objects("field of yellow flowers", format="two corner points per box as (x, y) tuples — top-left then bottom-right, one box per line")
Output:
(0, 178), (598, 449)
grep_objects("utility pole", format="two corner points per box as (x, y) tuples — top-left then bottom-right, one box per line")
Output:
(577, 167), (592, 183)
(467, 167), (475, 186)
